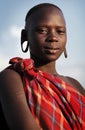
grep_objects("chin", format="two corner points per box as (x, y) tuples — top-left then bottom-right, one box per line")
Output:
(46, 54), (61, 61)
(43, 56), (59, 63)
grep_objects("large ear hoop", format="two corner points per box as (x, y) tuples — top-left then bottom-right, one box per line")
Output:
(64, 48), (67, 58)
(21, 29), (29, 53)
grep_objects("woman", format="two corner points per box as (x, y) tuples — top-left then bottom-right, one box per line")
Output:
(0, 3), (85, 130)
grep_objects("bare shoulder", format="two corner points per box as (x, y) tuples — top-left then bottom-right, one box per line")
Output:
(0, 69), (40, 130)
(0, 68), (21, 80)
(58, 74), (85, 96)
(0, 68), (24, 98)
(66, 76), (85, 96)
(0, 68), (22, 86)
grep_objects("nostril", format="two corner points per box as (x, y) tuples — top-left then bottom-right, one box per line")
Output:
(46, 36), (58, 42)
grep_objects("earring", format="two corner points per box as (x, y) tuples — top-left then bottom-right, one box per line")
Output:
(21, 41), (29, 53)
(64, 48), (67, 58)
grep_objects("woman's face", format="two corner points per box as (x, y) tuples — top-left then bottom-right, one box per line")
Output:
(26, 6), (67, 63)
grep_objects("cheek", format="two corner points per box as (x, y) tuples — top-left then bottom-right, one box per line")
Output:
(62, 35), (67, 46)
(65, 34), (67, 43)
(60, 36), (67, 51)
(29, 33), (42, 44)
(29, 35), (42, 50)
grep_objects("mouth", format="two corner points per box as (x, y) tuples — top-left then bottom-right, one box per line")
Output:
(44, 46), (60, 54)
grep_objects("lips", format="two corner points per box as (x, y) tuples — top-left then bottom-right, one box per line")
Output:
(44, 46), (60, 54)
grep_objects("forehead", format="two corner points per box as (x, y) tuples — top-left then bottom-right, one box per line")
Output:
(26, 6), (66, 28)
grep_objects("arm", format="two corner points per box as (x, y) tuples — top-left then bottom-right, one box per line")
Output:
(0, 69), (40, 130)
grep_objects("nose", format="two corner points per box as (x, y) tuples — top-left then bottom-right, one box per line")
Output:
(46, 30), (58, 42)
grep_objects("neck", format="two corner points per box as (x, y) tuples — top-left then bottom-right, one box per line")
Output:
(38, 62), (58, 75)
(31, 54), (58, 75)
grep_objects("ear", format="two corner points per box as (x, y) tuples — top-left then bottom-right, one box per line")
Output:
(21, 29), (27, 44)
(21, 29), (29, 52)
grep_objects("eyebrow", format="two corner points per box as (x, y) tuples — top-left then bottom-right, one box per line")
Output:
(34, 24), (66, 28)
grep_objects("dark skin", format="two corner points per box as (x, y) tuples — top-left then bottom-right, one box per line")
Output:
(26, 7), (85, 95)
(26, 7), (66, 67)
(0, 6), (85, 130)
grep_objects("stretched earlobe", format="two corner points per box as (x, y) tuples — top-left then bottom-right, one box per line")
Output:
(21, 41), (29, 53)
(21, 29), (29, 53)
(64, 48), (67, 58)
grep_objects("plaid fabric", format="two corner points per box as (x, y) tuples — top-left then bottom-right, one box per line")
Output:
(9, 57), (85, 130)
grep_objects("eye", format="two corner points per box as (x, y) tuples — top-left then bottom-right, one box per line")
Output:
(36, 27), (48, 34)
(57, 29), (65, 35)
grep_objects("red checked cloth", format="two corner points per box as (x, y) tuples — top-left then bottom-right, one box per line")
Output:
(9, 57), (85, 130)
